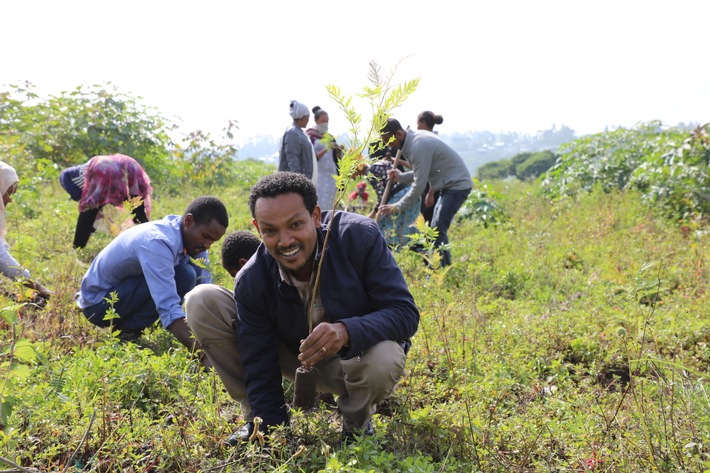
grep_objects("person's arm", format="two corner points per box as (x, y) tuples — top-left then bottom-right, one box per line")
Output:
(235, 283), (289, 429)
(299, 220), (419, 360)
(424, 186), (436, 208)
(137, 240), (202, 354)
(167, 317), (211, 367)
(313, 140), (329, 160)
(23, 279), (52, 299)
(388, 145), (433, 213)
(334, 227), (420, 357)
(0, 242), (50, 299)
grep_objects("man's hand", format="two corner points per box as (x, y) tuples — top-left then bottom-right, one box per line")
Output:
(424, 187), (435, 209)
(298, 322), (349, 367)
(168, 318), (212, 368)
(386, 168), (400, 182)
(24, 280), (52, 299)
(378, 204), (397, 217)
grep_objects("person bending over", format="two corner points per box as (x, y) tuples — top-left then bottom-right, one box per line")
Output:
(59, 154), (153, 249)
(378, 118), (472, 266)
(77, 196), (228, 360)
(0, 162), (52, 302)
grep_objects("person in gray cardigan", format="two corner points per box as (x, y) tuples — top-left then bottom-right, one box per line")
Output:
(378, 118), (472, 266)
(278, 100), (316, 180)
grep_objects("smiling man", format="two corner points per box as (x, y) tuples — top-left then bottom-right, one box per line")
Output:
(205, 172), (419, 445)
(77, 196), (228, 357)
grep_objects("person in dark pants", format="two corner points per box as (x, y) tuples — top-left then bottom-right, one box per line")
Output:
(77, 196), (228, 362)
(59, 154), (152, 248)
(379, 118), (472, 267)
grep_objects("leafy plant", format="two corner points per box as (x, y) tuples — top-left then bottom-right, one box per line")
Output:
(457, 178), (506, 227)
(0, 82), (176, 184)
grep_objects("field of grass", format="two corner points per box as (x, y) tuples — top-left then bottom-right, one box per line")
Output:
(1, 169), (709, 472)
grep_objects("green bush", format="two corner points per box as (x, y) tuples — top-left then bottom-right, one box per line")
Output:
(516, 150), (557, 180)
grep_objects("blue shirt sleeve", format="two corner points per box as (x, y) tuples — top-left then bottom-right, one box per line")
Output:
(136, 239), (187, 328)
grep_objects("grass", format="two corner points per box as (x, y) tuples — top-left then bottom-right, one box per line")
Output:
(1, 173), (709, 472)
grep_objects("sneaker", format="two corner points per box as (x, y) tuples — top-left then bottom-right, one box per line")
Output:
(341, 420), (375, 446)
(226, 422), (254, 446)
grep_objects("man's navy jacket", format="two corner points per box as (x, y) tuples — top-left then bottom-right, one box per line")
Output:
(234, 210), (420, 428)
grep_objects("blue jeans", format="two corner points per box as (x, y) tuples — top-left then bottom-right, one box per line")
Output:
(431, 187), (472, 267)
(83, 264), (197, 330)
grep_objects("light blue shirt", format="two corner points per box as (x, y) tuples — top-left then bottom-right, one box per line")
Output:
(77, 215), (211, 328)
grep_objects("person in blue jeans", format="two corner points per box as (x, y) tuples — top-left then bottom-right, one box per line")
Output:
(77, 196), (228, 360)
(378, 118), (472, 266)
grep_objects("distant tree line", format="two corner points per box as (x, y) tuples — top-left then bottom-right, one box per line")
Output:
(0, 82), (258, 194)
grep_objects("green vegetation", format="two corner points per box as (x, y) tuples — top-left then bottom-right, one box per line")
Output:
(542, 121), (710, 224)
(477, 150), (558, 181)
(2, 175), (709, 472)
(1, 79), (709, 471)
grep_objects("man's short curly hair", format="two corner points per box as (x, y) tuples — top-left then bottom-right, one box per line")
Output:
(248, 172), (318, 218)
(221, 230), (261, 274)
(184, 196), (229, 228)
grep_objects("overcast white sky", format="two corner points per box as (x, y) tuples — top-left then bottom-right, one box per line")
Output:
(3, 0), (709, 145)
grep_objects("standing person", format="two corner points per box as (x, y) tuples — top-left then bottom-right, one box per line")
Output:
(0, 162), (52, 301)
(278, 100), (316, 182)
(416, 111), (444, 225)
(378, 118), (472, 267)
(306, 106), (342, 210)
(59, 154), (153, 249)
(193, 172), (419, 445)
(77, 196), (228, 358)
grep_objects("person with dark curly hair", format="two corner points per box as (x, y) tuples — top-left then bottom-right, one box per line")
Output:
(190, 171), (419, 446)
(77, 196), (228, 359)
(220, 231), (261, 278)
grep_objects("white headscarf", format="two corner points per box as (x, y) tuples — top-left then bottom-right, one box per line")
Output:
(289, 100), (309, 120)
(0, 162), (19, 242)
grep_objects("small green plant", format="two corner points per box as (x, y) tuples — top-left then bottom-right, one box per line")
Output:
(457, 179), (506, 227)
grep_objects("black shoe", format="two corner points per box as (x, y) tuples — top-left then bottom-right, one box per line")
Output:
(226, 422), (254, 446)
(341, 420), (375, 446)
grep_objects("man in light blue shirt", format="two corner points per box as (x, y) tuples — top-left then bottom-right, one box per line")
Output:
(77, 196), (229, 355)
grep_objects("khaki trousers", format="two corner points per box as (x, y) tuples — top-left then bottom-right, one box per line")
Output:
(184, 284), (406, 429)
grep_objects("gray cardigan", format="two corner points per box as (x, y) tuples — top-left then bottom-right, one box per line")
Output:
(278, 123), (314, 179)
(394, 129), (473, 212)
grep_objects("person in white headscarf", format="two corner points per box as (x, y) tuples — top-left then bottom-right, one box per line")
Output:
(278, 100), (317, 183)
(0, 162), (52, 301)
